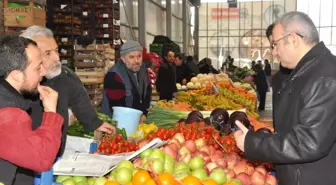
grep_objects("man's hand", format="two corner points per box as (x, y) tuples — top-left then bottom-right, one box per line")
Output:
(38, 85), (58, 113)
(96, 122), (116, 135)
(140, 115), (146, 123)
(233, 120), (249, 152)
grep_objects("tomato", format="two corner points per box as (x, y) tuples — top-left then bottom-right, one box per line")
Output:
(214, 144), (220, 150)
(162, 133), (169, 140)
(123, 140), (129, 147)
(147, 133), (155, 140)
(100, 142), (108, 149)
(115, 134), (122, 142)
(158, 128), (165, 134)
(213, 132), (221, 140)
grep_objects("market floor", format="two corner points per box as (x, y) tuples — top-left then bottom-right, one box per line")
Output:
(258, 88), (273, 125)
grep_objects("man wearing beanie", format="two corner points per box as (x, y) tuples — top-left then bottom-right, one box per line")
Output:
(101, 40), (152, 119)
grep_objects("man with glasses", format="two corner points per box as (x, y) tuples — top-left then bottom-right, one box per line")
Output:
(234, 11), (336, 185)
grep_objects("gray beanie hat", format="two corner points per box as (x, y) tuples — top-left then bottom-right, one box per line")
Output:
(120, 40), (143, 56)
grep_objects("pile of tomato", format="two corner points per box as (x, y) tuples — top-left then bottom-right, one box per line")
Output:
(97, 134), (138, 155)
(146, 127), (176, 141)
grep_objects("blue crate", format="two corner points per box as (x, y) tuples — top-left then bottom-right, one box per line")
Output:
(34, 142), (98, 185)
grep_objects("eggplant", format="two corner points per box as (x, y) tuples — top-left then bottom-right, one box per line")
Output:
(228, 111), (254, 132)
(210, 108), (230, 132)
(256, 127), (272, 134)
(203, 117), (211, 125)
(178, 118), (187, 123)
(186, 110), (204, 123)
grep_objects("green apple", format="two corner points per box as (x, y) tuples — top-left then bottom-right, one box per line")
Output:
(116, 167), (132, 184)
(73, 176), (87, 183)
(164, 162), (175, 174)
(150, 159), (164, 174)
(175, 162), (190, 172)
(62, 178), (76, 185)
(76, 181), (89, 185)
(93, 177), (107, 185)
(191, 168), (208, 180)
(148, 149), (165, 162)
(164, 154), (174, 165)
(173, 173), (189, 181)
(87, 177), (95, 185)
(56, 176), (72, 183)
(116, 160), (134, 171)
(140, 148), (153, 158)
(189, 156), (205, 171)
(108, 174), (116, 181)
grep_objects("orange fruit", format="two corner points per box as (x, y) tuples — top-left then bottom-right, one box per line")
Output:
(132, 170), (152, 185)
(202, 179), (218, 185)
(125, 182), (134, 185)
(143, 178), (157, 185)
(104, 181), (120, 185)
(158, 173), (177, 185)
(181, 176), (202, 185)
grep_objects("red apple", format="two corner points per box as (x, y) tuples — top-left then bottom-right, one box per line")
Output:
(266, 174), (277, 185)
(195, 138), (206, 149)
(205, 162), (218, 173)
(226, 169), (236, 181)
(172, 133), (185, 144)
(179, 153), (192, 164)
(233, 161), (248, 175)
(162, 145), (177, 159)
(216, 158), (228, 168)
(236, 172), (252, 185)
(251, 171), (266, 185)
(255, 166), (267, 177)
(183, 140), (197, 153)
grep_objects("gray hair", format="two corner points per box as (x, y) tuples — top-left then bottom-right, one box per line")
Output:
(20, 26), (54, 39)
(276, 11), (319, 45)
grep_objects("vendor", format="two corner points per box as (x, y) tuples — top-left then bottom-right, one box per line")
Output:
(101, 40), (152, 119)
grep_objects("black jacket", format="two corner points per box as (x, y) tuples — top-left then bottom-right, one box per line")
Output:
(245, 42), (336, 185)
(264, 63), (272, 76)
(30, 66), (102, 155)
(254, 70), (268, 93)
(156, 60), (177, 95)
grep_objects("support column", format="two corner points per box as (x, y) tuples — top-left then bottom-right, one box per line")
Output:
(138, 0), (146, 46)
(194, 5), (199, 58)
(182, 0), (187, 54)
(166, 0), (172, 38)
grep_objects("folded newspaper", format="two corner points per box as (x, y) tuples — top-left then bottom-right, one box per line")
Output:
(53, 138), (166, 177)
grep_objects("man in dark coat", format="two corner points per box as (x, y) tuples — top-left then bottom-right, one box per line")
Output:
(234, 11), (336, 185)
(156, 50), (177, 100)
(101, 40), (152, 119)
(174, 53), (188, 84)
(253, 64), (268, 111)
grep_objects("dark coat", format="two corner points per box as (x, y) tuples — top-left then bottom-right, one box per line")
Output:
(156, 60), (177, 96)
(254, 70), (268, 93)
(264, 63), (272, 76)
(245, 42), (336, 185)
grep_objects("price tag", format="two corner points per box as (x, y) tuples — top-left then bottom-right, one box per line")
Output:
(103, 24), (109, 28)
(61, 38), (68, 42)
(104, 34), (109, 38)
(60, 4), (67, 9)
(83, 12), (88, 16)
(61, 60), (68, 64)
(61, 49), (67, 54)
(103, 14), (109, 18)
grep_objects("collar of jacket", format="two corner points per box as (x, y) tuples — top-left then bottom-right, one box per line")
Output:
(287, 42), (329, 81)
(0, 76), (32, 110)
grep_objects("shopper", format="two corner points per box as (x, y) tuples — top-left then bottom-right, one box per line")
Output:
(20, 26), (116, 155)
(266, 23), (292, 125)
(102, 40), (152, 118)
(234, 11), (336, 185)
(198, 58), (219, 74)
(185, 55), (199, 79)
(0, 36), (64, 185)
(264, 59), (271, 88)
(156, 50), (177, 100)
(253, 64), (268, 111)
(174, 53), (187, 84)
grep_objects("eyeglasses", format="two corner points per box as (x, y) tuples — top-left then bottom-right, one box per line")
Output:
(271, 33), (304, 49)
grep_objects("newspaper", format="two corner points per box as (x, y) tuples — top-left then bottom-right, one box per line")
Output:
(53, 138), (166, 177)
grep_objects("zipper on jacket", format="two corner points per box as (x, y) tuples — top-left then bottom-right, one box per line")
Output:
(295, 167), (302, 185)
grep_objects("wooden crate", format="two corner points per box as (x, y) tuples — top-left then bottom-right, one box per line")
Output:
(76, 71), (105, 84)
(4, 0), (46, 27)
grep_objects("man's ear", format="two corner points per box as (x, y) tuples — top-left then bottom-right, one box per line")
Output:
(7, 70), (23, 83)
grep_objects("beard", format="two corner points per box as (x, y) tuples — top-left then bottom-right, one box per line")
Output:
(20, 78), (39, 99)
(45, 61), (62, 79)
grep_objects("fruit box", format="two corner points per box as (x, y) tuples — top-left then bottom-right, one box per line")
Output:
(4, 0), (46, 27)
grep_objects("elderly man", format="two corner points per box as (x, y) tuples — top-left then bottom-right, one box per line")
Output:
(234, 11), (336, 185)
(101, 40), (152, 118)
(0, 36), (63, 185)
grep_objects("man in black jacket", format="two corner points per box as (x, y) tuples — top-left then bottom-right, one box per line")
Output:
(156, 50), (177, 100)
(234, 11), (336, 185)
